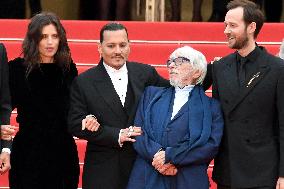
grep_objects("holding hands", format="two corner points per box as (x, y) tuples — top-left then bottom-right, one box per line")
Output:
(152, 150), (177, 176)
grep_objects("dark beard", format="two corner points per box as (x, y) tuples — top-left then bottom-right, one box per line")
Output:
(233, 34), (249, 49)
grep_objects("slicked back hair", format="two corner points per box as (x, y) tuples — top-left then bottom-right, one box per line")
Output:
(99, 22), (129, 43)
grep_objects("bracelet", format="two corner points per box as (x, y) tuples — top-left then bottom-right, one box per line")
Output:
(128, 126), (134, 132)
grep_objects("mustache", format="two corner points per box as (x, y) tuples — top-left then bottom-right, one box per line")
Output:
(112, 55), (124, 59)
(170, 71), (178, 74)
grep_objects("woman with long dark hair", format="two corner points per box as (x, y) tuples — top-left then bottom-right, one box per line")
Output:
(8, 12), (79, 189)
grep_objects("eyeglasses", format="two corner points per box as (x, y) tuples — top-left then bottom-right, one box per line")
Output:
(166, 57), (191, 67)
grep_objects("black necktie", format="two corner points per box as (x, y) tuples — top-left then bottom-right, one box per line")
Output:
(238, 58), (246, 87)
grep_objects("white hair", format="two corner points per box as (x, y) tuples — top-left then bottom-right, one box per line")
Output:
(169, 46), (207, 85)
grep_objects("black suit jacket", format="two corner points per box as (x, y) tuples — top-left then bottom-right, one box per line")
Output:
(0, 43), (12, 150)
(207, 48), (284, 188)
(68, 60), (169, 189)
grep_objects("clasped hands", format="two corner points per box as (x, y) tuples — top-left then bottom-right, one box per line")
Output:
(1, 125), (17, 140)
(152, 150), (177, 176)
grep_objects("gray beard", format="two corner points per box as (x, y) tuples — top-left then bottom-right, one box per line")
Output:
(170, 79), (185, 88)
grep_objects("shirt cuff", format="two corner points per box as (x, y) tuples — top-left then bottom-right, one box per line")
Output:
(1, 148), (11, 154)
(118, 129), (123, 147)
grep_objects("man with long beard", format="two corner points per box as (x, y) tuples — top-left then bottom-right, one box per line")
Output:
(204, 0), (284, 188)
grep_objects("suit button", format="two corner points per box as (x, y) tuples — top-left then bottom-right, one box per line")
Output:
(246, 139), (250, 143)
(166, 128), (171, 132)
(224, 99), (229, 104)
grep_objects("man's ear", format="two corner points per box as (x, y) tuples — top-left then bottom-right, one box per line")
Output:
(98, 42), (102, 55)
(193, 69), (202, 80)
(247, 22), (256, 35)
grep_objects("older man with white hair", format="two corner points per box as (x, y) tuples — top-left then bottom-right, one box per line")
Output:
(126, 46), (224, 189)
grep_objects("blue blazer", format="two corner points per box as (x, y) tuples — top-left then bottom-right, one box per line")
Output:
(127, 86), (224, 189)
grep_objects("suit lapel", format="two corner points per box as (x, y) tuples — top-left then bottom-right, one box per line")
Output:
(222, 53), (240, 96)
(169, 101), (189, 122)
(125, 63), (145, 121)
(228, 53), (270, 113)
(92, 62), (127, 122)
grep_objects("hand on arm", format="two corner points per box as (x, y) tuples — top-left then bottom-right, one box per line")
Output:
(82, 115), (100, 132)
(1, 125), (17, 140)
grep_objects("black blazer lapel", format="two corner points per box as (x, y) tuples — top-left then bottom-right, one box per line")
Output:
(125, 63), (145, 122)
(228, 54), (271, 114)
(92, 62), (128, 122)
(222, 53), (240, 96)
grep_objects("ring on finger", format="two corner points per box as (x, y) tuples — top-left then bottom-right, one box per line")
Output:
(129, 126), (134, 132)
(127, 131), (132, 137)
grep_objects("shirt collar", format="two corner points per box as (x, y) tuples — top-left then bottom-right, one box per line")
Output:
(236, 45), (261, 63)
(175, 84), (195, 92)
(103, 61), (128, 74)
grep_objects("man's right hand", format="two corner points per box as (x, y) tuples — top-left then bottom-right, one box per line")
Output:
(82, 115), (100, 132)
(156, 163), (178, 176)
(1, 125), (17, 140)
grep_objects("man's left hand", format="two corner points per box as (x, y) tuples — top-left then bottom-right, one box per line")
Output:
(276, 177), (284, 189)
(0, 152), (10, 175)
(152, 150), (165, 169)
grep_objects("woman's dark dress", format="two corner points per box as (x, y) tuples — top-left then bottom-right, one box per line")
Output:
(8, 58), (80, 189)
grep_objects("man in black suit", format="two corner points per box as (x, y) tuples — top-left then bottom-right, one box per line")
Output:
(205, 0), (284, 188)
(0, 43), (14, 175)
(68, 23), (169, 189)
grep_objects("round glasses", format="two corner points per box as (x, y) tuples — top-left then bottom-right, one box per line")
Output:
(166, 57), (191, 67)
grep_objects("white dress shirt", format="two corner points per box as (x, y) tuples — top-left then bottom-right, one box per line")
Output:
(103, 62), (128, 107)
(171, 85), (195, 120)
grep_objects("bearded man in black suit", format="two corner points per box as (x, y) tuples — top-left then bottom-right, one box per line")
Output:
(203, 0), (284, 188)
